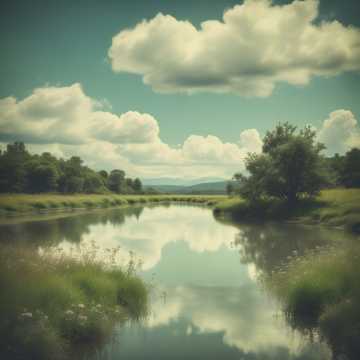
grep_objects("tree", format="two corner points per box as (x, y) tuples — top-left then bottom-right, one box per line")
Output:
(325, 153), (345, 187)
(133, 178), (142, 193)
(226, 182), (234, 196)
(108, 170), (126, 193)
(342, 148), (360, 188)
(65, 176), (84, 193)
(26, 161), (59, 193)
(237, 124), (328, 205)
(0, 142), (29, 192)
(98, 170), (108, 180)
(83, 172), (106, 193)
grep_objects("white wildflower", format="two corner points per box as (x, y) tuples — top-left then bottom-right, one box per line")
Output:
(21, 312), (33, 319)
(78, 315), (88, 322)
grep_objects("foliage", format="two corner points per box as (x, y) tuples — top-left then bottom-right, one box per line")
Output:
(235, 123), (328, 204)
(267, 242), (360, 360)
(226, 182), (234, 196)
(0, 245), (149, 359)
(0, 142), (142, 194)
(342, 148), (360, 188)
(317, 148), (360, 188)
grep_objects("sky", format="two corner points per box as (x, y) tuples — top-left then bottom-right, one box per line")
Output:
(0, 0), (360, 180)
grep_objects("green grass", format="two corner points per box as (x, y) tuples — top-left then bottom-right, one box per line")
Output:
(267, 242), (360, 359)
(213, 189), (360, 233)
(0, 194), (225, 216)
(0, 245), (149, 359)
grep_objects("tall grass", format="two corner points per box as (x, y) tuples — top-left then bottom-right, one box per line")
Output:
(0, 244), (149, 360)
(267, 242), (360, 360)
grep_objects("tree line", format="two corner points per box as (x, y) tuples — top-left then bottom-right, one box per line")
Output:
(230, 123), (360, 204)
(0, 142), (143, 194)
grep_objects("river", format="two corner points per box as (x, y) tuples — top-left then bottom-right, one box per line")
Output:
(1, 203), (353, 359)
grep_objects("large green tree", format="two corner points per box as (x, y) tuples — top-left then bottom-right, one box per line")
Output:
(236, 123), (328, 205)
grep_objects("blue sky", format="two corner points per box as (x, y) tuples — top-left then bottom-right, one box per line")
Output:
(1, 0), (360, 179)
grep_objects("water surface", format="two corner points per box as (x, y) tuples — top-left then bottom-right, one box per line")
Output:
(1, 204), (348, 359)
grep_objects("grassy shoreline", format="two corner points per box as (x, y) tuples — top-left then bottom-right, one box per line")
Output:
(267, 240), (360, 360)
(213, 189), (360, 233)
(0, 245), (148, 360)
(0, 194), (225, 217)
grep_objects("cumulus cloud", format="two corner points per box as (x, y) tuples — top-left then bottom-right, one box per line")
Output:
(318, 110), (360, 154)
(109, 0), (360, 97)
(0, 83), (159, 145)
(239, 129), (263, 153)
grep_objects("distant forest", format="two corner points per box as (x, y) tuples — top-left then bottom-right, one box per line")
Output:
(0, 142), (143, 194)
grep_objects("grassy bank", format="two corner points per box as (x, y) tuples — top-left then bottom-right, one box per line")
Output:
(267, 242), (360, 360)
(0, 245), (148, 360)
(0, 194), (224, 216)
(213, 188), (360, 233)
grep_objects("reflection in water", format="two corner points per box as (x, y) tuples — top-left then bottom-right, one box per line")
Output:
(233, 222), (343, 276)
(0, 206), (143, 246)
(0, 205), (342, 359)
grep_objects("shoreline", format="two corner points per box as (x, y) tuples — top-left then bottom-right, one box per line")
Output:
(0, 194), (224, 218)
(213, 188), (360, 234)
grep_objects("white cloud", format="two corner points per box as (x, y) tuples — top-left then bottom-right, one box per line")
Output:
(182, 135), (245, 164)
(318, 110), (360, 154)
(0, 83), (159, 145)
(239, 129), (263, 154)
(109, 0), (360, 97)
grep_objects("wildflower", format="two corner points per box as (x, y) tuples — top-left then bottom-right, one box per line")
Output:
(65, 310), (74, 316)
(78, 315), (88, 322)
(78, 304), (85, 309)
(21, 312), (33, 319)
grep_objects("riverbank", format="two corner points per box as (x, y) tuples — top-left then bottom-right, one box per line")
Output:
(267, 239), (360, 360)
(213, 188), (360, 233)
(0, 194), (224, 216)
(0, 244), (148, 360)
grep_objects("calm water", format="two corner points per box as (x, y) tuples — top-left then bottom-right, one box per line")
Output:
(2, 204), (352, 359)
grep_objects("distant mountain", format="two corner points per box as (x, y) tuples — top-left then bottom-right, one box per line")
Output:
(145, 180), (236, 194)
(142, 177), (226, 187)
